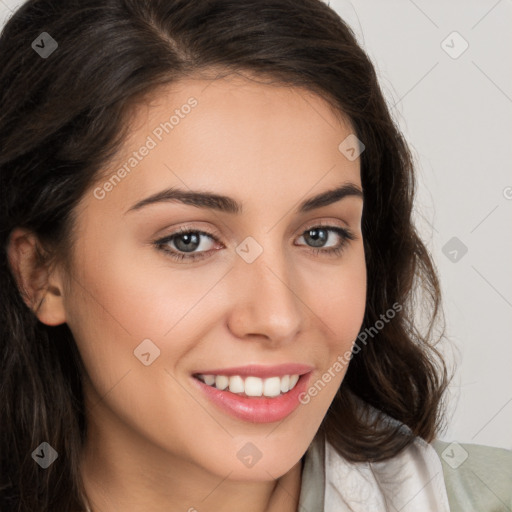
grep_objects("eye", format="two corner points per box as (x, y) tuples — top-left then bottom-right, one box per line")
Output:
(153, 224), (357, 262)
(153, 227), (220, 262)
(296, 224), (356, 257)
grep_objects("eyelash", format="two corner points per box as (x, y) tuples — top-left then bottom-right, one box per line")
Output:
(153, 224), (356, 262)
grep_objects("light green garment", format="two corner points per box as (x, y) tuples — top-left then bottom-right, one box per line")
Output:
(298, 435), (512, 511)
(432, 439), (512, 512)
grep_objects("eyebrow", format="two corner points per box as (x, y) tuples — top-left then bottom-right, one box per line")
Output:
(124, 182), (363, 215)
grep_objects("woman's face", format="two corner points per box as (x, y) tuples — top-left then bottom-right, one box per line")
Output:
(62, 74), (366, 481)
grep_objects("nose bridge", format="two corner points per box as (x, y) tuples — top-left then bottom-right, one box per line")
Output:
(227, 236), (304, 342)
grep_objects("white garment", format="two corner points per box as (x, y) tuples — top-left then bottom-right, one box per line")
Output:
(299, 433), (452, 512)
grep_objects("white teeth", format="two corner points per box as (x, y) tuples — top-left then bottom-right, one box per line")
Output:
(263, 376), (281, 397)
(197, 373), (301, 397)
(203, 375), (216, 386)
(245, 376), (263, 397)
(228, 375), (244, 394)
(280, 375), (290, 393)
(215, 375), (229, 390)
(289, 374), (299, 388)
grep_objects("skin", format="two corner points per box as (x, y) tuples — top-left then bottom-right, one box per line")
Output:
(8, 74), (366, 512)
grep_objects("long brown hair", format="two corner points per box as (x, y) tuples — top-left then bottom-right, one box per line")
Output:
(0, 0), (452, 510)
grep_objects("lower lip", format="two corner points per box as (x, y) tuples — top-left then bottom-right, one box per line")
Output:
(191, 373), (312, 423)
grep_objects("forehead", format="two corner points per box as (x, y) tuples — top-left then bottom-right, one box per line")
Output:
(86, 75), (361, 217)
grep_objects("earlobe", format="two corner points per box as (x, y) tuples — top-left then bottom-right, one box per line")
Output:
(6, 227), (67, 326)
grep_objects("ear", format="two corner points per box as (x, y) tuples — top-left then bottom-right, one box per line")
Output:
(7, 227), (67, 326)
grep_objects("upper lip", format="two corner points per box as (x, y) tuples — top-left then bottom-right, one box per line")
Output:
(192, 363), (314, 378)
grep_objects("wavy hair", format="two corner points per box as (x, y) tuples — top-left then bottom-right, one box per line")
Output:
(0, 0), (452, 510)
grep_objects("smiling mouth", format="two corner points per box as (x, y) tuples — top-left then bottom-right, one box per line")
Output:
(191, 368), (313, 423)
(193, 373), (301, 398)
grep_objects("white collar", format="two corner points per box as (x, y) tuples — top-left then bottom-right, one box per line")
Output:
(299, 433), (451, 511)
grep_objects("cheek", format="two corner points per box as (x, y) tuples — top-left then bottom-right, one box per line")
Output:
(63, 236), (233, 405)
(297, 246), (366, 405)
(63, 245), (213, 454)
(67, 231), (215, 339)
(306, 244), (367, 346)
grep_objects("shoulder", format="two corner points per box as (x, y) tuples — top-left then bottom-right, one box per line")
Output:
(431, 438), (512, 512)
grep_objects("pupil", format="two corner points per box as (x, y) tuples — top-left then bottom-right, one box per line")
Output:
(307, 228), (327, 248)
(176, 233), (199, 252)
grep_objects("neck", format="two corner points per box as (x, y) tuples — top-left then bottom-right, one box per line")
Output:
(80, 400), (304, 512)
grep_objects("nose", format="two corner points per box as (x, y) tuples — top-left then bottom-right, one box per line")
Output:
(226, 244), (304, 346)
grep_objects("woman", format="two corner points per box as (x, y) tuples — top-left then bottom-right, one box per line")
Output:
(1, 1), (510, 511)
